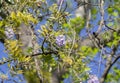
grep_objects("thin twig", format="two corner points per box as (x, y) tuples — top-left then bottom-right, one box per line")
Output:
(68, 29), (76, 56)
(41, 38), (46, 54)
(57, 0), (64, 13)
(100, 47), (118, 83)
(0, 59), (13, 65)
(98, 47), (103, 77)
(104, 21), (117, 32)
(96, 0), (104, 33)
(0, 50), (58, 66)
(30, 51), (58, 57)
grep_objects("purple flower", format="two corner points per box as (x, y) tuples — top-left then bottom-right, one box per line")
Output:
(56, 35), (65, 46)
(87, 75), (100, 83)
(5, 27), (15, 39)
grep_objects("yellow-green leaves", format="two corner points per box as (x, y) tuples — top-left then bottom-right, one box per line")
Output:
(81, 46), (99, 56)
(0, 20), (6, 39)
(10, 12), (16, 20)
(4, 40), (31, 62)
(49, 3), (68, 24)
(5, 40), (22, 56)
(24, 70), (41, 83)
(107, 7), (114, 14)
(40, 25), (49, 36)
(63, 17), (85, 34)
(107, 32), (120, 47)
(63, 56), (73, 65)
(106, 67), (120, 82)
(0, 27), (5, 39)
(49, 4), (58, 13)
(91, 8), (97, 15)
(107, 5), (119, 17)
(10, 11), (38, 26)
(5, 40), (21, 54)
(0, 20), (6, 27)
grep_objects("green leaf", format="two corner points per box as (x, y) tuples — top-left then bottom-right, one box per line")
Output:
(81, 46), (88, 51)
(93, 48), (99, 54)
(108, 7), (114, 14)
(17, 70), (23, 74)
(114, 5), (120, 12)
(62, 73), (69, 78)
(114, 0), (119, 2)
(112, 12), (118, 17)
(107, 22), (113, 27)
(84, 67), (90, 71)
(113, 32), (117, 38)
(63, 23), (70, 28)
(91, 8), (97, 15)
(0, 21), (5, 27)
(107, 42), (112, 47)
(113, 40), (118, 46)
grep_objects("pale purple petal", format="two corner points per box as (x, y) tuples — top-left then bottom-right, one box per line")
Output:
(56, 35), (65, 46)
(87, 75), (100, 83)
(5, 27), (15, 39)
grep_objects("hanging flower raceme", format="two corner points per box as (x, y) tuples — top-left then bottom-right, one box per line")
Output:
(5, 27), (15, 39)
(87, 75), (100, 83)
(56, 35), (66, 46)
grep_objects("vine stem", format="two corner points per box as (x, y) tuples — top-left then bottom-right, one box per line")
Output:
(57, 0), (64, 13)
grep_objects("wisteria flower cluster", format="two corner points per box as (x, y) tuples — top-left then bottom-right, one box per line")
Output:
(56, 35), (66, 46)
(5, 27), (15, 39)
(87, 75), (100, 83)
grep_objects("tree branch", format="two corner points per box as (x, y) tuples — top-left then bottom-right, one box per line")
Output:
(0, 59), (13, 65)
(111, 55), (120, 67)
(104, 21), (117, 32)
(0, 51), (58, 66)
(58, 0), (64, 13)
(100, 53), (120, 83)
(30, 51), (58, 57)
(96, 0), (104, 33)
(41, 38), (46, 54)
